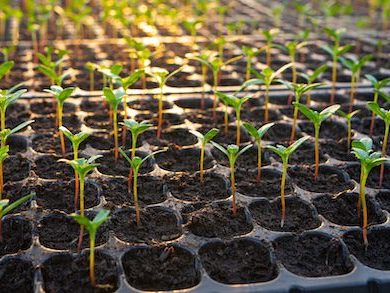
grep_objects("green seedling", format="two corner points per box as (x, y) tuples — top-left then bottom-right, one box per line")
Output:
(283, 41), (308, 86)
(365, 74), (390, 135)
(60, 155), (101, 253)
(120, 149), (164, 225)
(243, 122), (275, 182)
(182, 19), (202, 47)
(103, 87), (125, 160)
(216, 92), (251, 144)
(59, 126), (90, 209)
(280, 81), (323, 144)
(189, 51), (210, 108)
(43, 86), (75, 156)
(71, 209), (110, 288)
(0, 87), (26, 130)
(367, 102), (390, 187)
(271, 5), (284, 27)
(0, 146), (8, 199)
(262, 28), (279, 66)
(322, 28), (352, 104)
(300, 64), (328, 106)
(0, 120), (34, 147)
(85, 62), (99, 91)
(241, 63), (293, 123)
(189, 128), (219, 182)
(294, 103), (340, 180)
(146, 66), (185, 138)
(0, 60), (14, 81)
(99, 63), (123, 89)
(337, 109), (360, 151)
(211, 143), (252, 216)
(340, 55), (372, 112)
(242, 46), (262, 81)
(351, 138), (389, 247)
(0, 192), (35, 242)
(266, 136), (310, 227)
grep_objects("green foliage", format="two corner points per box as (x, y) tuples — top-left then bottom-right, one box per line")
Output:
(243, 122), (275, 141)
(43, 85), (75, 105)
(0, 61), (14, 80)
(216, 92), (251, 112)
(190, 128), (219, 146)
(241, 63), (293, 89)
(0, 192), (35, 218)
(71, 209), (110, 236)
(119, 149), (163, 175)
(352, 138), (389, 172)
(211, 143), (252, 167)
(300, 65), (328, 84)
(266, 136), (310, 163)
(121, 119), (152, 139)
(294, 103), (340, 126)
(103, 87), (125, 110)
(0, 145), (9, 163)
(60, 156), (101, 179)
(0, 120), (34, 145)
(59, 126), (90, 150)
(368, 102), (390, 124)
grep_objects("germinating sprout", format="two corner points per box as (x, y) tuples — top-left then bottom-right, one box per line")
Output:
(337, 109), (360, 151)
(300, 64), (328, 106)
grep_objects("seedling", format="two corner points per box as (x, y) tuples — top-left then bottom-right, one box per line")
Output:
(182, 19), (202, 47)
(367, 102), (390, 187)
(337, 110), (360, 151)
(243, 122), (275, 182)
(189, 128), (219, 182)
(300, 64), (328, 106)
(120, 119), (152, 191)
(365, 74), (390, 135)
(60, 156), (101, 253)
(242, 46), (261, 81)
(241, 63), (293, 123)
(0, 120), (34, 147)
(280, 81), (323, 143)
(351, 138), (389, 247)
(146, 66), (185, 138)
(99, 64), (123, 89)
(71, 209), (110, 288)
(266, 136), (310, 227)
(43, 86), (75, 156)
(59, 126), (90, 209)
(340, 55), (372, 112)
(294, 103), (340, 180)
(262, 28), (279, 66)
(120, 149), (164, 225)
(0, 146), (8, 199)
(0, 61), (14, 81)
(0, 192), (35, 242)
(85, 62), (99, 91)
(322, 28), (352, 104)
(0, 87), (26, 130)
(103, 87), (125, 160)
(211, 143), (252, 216)
(190, 51), (210, 108)
(216, 92), (251, 144)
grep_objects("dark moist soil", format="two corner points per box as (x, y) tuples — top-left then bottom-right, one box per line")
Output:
(84, 113), (122, 130)
(99, 176), (166, 208)
(7, 135), (28, 154)
(236, 169), (293, 199)
(122, 244), (200, 291)
(4, 156), (30, 182)
(313, 192), (386, 226)
(249, 197), (321, 232)
(2, 181), (34, 213)
(0, 257), (34, 293)
(360, 117), (385, 136)
(134, 112), (184, 128)
(34, 155), (74, 180)
(32, 115), (81, 133)
(376, 191), (390, 212)
(87, 131), (137, 150)
(241, 107), (281, 125)
(97, 151), (154, 177)
(263, 123), (299, 143)
(128, 96), (172, 111)
(343, 228), (390, 270)
(109, 207), (181, 243)
(187, 202), (253, 238)
(197, 126), (250, 145)
(38, 211), (108, 251)
(80, 99), (109, 113)
(141, 128), (197, 147)
(180, 202), (205, 224)
(298, 120), (347, 141)
(35, 180), (100, 213)
(31, 133), (75, 154)
(184, 109), (228, 126)
(165, 173), (229, 202)
(288, 165), (354, 194)
(320, 140), (357, 162)
(0, 216), (32, 257)
(30, 100), (76, 115)
(155, 146), (214, 172)
(199, 238), (277, 284)
(41, 251), (119, 293)
(342, 163), (390, 190)
(274, 233), (354, 277)
(174, 97), (214, 109)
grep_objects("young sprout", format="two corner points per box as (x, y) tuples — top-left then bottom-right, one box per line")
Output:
(0, 87), (27, 130)
(322, 28), (352, 104)
(367, 102), (390, 187)
(120, 149), (163, 225)
(337, 110), (360, 151)
(59, 126), (90, 209)
(211, 143), (252, 216)
(189, 128), (219, 183)
(280, 81), (323, 144)
(0, 146), (8, 199)
(271, 5), (284, 27)
(120, 119), (152, 192)
(43, 86), (75, 156)
(294, 103), (340, 180)
(0, 61), (14, 81)
(300, 64), (328, 106)
(71, 209), (110, 288)
(262, 28), (279, 67)
(182, 19), (202, 47)
(99, 64), (123, 89)
(60, 156), (101, 253)
(103, 87), (125, 160)
(216, 92), (251, 144)
(0, 192), (35, 242)
(365, 74), (390, 135)
(241, 63), (293, 123)
(85, 62), (99, 91)
(242, 46), (261, 81)
(146, 66), (185, 138)
(283, 41), (308, 85)
(243, 122), (275, 182)
(266, 136), (310, 227)
(351, 138), (389, 247)
(340, 55), (372, 112)
(0, 120), (34, 147)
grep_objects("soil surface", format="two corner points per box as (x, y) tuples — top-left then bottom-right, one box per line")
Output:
(199, 238), (277, 284)
(0, 257), (34, 293)
(4, 156), (30, 182)
(0, 216), (32, 257)
(122, 244), (200, 291)
(34, 155), (74, 180)
(342, 163), (390, 189)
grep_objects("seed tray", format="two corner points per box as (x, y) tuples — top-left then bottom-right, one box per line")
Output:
(0, 86), (389, 292)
